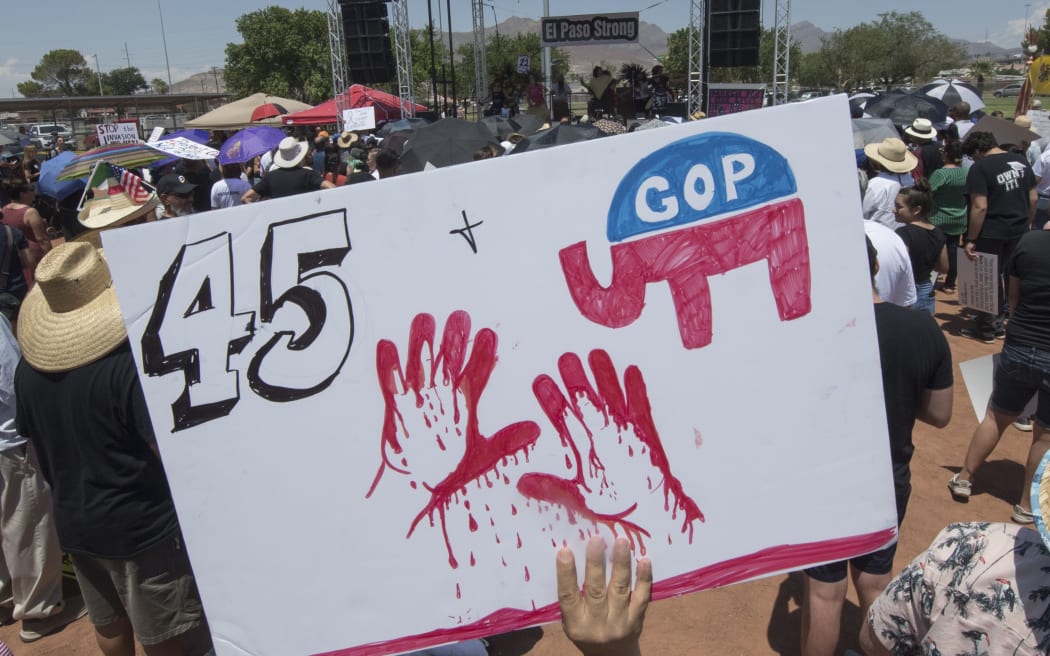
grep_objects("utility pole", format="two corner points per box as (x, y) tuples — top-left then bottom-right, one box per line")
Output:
(93, 54), (104, 96)
(211, 67), (220, 92)
(543, 0), (551, 114)
(125, 43), (132, 69)
(158, 0), (173, 92)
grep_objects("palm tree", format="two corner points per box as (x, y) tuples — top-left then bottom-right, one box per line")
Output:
(969, 60), (996, 98)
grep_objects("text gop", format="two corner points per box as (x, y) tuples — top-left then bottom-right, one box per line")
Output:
(635, 153), (756, 224)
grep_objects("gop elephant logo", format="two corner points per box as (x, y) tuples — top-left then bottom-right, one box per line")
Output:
(560, 131), (811, 349)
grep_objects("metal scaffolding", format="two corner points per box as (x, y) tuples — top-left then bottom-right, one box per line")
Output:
(472, 0), (489, 117)
(687, 0), (705, 116)
(390, 0), (416, 117)
(326, 0), (349, 129)
(772, 0), (792, 105)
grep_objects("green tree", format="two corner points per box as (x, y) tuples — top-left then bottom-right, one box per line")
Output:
(664, 28), (692, 82)
(19, 49), (92, 97)
(455, 32), (569, 101)
(151, 78), (169, 95)
(807, 12), (966, 92)
(104, 67), (148, 95)
(969, 59), (996, 97)
(224, 7), (331, 103)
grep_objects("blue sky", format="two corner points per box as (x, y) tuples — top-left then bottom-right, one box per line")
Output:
(2, 1), (1043, 98)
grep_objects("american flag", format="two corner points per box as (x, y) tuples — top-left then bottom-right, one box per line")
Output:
(109, 164), (153, 204)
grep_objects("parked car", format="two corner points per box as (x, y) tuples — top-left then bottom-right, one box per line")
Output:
(994, 83), (1023, 97)
(27, 123), (74, 149)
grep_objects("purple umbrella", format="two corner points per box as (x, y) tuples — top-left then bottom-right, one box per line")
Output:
(217, 126), (287, 164)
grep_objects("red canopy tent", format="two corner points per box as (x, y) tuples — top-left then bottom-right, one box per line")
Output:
(282, 84), (427, 126)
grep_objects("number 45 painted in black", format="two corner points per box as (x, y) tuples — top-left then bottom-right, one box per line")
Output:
(141, 211), (353, 432)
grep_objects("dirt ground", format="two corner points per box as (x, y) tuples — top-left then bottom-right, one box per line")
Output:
(0, 288), (1026, 656)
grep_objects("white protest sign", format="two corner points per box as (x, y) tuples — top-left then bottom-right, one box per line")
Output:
(341, 107), (376, 131)
(96, 122), (140, 145)
(516, 55), (531, 74)
(147, 126), (165, 143)
(959, 353), (1037, 421)
(957, 251), (999, 315)
(1028, 109), (1050, 136)
(103, 95), (896, 656)
(150, 136), (218, 160)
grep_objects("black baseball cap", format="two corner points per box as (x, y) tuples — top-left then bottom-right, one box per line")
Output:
(157, 174), (197, 196)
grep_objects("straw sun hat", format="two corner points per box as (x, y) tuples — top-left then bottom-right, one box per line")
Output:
(18, 242), (127, 373)
(863, 137), (918, 174)
(78, 186), (159, 230)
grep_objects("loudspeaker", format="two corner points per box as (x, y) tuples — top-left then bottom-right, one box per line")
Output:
(708, 0), (761, 68)
(340, 0), (395, 84)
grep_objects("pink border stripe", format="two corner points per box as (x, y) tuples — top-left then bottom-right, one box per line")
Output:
(313, 528), (895, 656)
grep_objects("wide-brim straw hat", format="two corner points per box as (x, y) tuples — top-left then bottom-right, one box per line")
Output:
(337, 131), (359, 149)
(273, 136), (309, 169)
(863, 137), (918, 174)
(78, 189), (159, 230)
(18, 242), (127, 373)
(1032, 448), (1050, 548)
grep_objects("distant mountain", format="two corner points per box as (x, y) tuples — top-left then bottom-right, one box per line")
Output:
(171, 70), (225, 95)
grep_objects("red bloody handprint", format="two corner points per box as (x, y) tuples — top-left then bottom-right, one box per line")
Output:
(520, 350), (705, 554)
(368, 310), (705, 576)
(367, 310), (541, 568)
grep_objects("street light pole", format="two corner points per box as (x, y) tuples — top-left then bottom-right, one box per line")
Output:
(93, 54), (104, 96)
(157, 0), (173, 92)
(543, 0), (551, 113)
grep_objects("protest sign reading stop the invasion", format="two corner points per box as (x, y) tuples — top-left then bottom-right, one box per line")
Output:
(103, 96), (895, 656)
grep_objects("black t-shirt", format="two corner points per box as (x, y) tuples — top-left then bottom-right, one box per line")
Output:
(253, 167), (325, 199)
(966, 152), (1036, 240)
(1006, 229), (1050, 350)
(15, 342), (179, 558)
(896, 223), (946, 283)
(0, 226), (28, 300)
(874, 302), (953, 484)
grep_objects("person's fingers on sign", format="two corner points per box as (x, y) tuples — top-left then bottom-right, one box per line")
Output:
(556, 536), (652, 656)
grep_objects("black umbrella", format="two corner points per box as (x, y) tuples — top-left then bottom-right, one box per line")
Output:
(481, 114), (546, 139)
(376, 117), (431, 137)
(864, 92), (948, 125)
(379, 130), (412, 156)
(512, 124), (603, 154)
(399, 118), (501, 173)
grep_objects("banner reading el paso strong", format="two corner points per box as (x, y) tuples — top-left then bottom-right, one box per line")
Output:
(541, 12), (640, 47)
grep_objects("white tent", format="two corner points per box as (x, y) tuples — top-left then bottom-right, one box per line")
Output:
(185, 93), (312, 130)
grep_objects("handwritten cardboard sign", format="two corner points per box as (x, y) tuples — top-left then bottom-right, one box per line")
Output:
(96, 122), (140, 145)
(957, 251), (999, 315)
(149, 137), (218, 161)
(341, 107), (376, 132)
(706, 83), (766, 117)
(102, 96), (895, 656)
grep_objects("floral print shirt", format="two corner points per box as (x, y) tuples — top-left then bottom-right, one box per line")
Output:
(868, 522), (1050, 655)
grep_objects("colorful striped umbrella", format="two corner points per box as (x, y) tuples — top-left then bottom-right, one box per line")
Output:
(57, 143), (171, 181)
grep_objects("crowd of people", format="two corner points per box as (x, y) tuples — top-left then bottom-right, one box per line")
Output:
(0, 85), (1049, 656)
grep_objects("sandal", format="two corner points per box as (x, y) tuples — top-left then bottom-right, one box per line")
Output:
(948, 473), (971, 499)
(1013, 505), (1036, 524)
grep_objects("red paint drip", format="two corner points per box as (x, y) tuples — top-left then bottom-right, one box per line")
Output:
(516, 472), (650, 552)
(516, 533), (522, 548)
(510, 504), (517, 516)
(469, 552), (476, 567)
(455, 583), (461, 599)
(524, 566), (530, 582)
(467, 514), (478, 532)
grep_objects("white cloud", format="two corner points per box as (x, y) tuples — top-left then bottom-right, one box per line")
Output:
(991, 3), (1050, 47)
